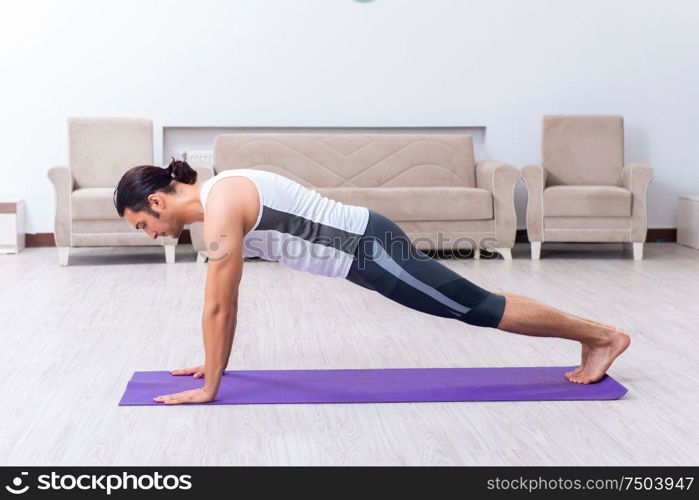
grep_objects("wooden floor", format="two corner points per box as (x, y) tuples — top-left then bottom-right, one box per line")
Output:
(1, 242), (697, 466)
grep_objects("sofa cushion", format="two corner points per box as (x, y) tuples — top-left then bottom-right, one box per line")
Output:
(315, 186), (493, 221)
(544, 185), (631, 217)
(72, 188), (121, 220)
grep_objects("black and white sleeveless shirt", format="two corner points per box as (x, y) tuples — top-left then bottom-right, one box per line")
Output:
(200, 169), (369, 278)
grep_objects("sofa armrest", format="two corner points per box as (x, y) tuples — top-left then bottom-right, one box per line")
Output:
(194, 164), (215, 183)
(521, 164), (546, 242)
(189, 165), (215, 253)
(47, 166), (73, 247)
(522, 163), (547, 187)
(475, 160), (520, 248)
(621, 163), (653, 191)
(621, 163), (653, 242)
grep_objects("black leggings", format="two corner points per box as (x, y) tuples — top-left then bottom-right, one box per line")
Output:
(346, 209), (506, 328)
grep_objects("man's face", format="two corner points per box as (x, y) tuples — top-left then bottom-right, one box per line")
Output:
(123, 202), (184, 240)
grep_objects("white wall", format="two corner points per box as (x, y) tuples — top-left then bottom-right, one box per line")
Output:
(1, 0), (697, 234)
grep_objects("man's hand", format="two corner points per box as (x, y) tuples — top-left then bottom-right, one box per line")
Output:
(170, 365), (205, 378)
(153, 388), (215, 405)
(170, 365), (226, 380)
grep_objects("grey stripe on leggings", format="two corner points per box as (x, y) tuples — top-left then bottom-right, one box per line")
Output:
(367, 239), (471, 316)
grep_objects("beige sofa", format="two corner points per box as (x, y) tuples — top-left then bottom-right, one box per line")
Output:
(522, 115), (653, 260)
(190, 133), (519, 260)
(47, 117), (179, 265)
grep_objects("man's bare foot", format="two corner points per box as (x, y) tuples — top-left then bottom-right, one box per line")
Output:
(565, 318), (617, 380)
(569, 329), (630, 384)
(565, 343), (590, 380)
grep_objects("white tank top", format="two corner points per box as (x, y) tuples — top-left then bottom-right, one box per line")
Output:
(200, 169), (369, 278)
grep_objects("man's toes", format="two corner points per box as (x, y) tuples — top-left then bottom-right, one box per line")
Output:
(577, 369), (600, 383)
(566, 366), (584, 380)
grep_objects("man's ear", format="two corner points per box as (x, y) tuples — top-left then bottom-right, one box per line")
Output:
(148, 192), (164, 210)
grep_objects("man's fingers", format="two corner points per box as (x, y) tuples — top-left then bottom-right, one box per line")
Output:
(171, 365), (205, 376)
(154, 389), (203, 404)
(170, 368), (196, 375)
(165, 398), (188, 405)
(164, 394), (193, 405)
(156, 397), (180, 404)
(154, 391), (185, 402)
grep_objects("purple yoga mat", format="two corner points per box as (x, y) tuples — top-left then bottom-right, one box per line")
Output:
(118, 366), (628, 406)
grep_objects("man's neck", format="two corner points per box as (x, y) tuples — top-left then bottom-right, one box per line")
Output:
(172, 182), (205, 224)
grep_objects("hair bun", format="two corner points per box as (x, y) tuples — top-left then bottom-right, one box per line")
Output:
(166, 157), (197, 185)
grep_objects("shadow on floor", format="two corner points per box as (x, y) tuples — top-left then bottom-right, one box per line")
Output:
(61, 247), (198, 266)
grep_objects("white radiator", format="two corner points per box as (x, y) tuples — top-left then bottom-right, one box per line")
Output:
(182, 150), (214, 167)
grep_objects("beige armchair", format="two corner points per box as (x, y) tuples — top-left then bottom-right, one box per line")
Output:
(47, 117), (179, 266)
(522, 115), (653, 260)
(192, 133), (519, 260)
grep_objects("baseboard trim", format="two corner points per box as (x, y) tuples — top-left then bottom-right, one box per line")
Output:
(514, 228), (676, 243)
(25, 233), (56, 247)
(24, 228), (677, 248)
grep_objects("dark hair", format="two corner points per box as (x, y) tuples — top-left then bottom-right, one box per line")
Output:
(113, 157), (197, 217)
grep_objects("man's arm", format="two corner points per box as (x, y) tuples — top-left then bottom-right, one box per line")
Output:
(200, 186), (246, 398)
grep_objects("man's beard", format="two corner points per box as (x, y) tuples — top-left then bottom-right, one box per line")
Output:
(164, 214), (183, 239)
(172, 223), (184, 239)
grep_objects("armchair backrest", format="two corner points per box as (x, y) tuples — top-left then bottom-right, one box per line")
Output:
(68, 117), (154, 189)
(213, 133), (476, 187)
(542, 115), (624, 186)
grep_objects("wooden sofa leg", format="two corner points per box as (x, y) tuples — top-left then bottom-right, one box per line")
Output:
(633, 242), (644, 261)
(531, 242), (541, 260)
(58, 246), (70, 266)
(164, 245), (176, 264)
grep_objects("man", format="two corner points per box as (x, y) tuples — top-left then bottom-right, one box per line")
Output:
(114, 159), (630, 405)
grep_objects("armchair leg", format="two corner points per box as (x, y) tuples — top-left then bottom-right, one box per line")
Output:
(493, 247), (512, 260)
(164, 245), (176, 264)
(531, 242), (541, 260)
(473, 246), (480, 260)
(633, 242), (644, 261)
(58, 246), (70, 266)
